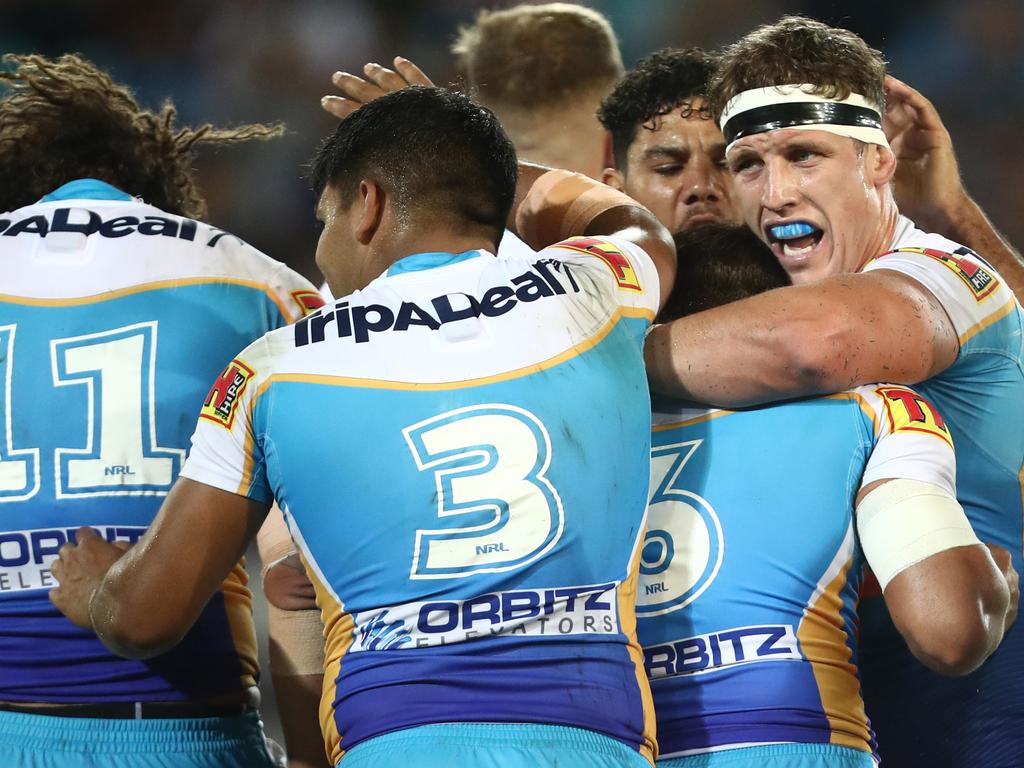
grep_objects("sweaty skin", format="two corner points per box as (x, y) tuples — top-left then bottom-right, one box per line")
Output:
(644, 126), (960, 406)
(603, 99), (737, 234)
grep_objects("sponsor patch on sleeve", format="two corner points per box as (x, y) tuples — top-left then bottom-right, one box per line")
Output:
(291, 289), (326, 317)
(889, 247), (999, 301)
(554, 236), (642, 292)
(875, 385), (953, 447)
(200, 359), (256, 429)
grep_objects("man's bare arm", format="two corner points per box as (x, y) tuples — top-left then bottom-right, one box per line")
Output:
(885, 75), (1024, 298)
(857, 478), (1018, 676)
(645, 269), (959, 406)
(52, 478), (269, 659)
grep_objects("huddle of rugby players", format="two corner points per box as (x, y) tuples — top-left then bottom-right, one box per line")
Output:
(1, 5), (1021, 768)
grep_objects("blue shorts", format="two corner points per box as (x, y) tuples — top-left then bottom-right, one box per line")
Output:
(659, 744), (875, 768)
(338, 723), (652, 767)
(0, 709), (278, 768)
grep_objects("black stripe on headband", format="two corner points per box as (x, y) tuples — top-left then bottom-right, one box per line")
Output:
(722, 101), (882, 144)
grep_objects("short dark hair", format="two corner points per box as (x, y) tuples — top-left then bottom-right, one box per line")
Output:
(660, 223), (790, 321)
(311, 86), (517, 244)
(709, 16), (887, 121)
(0, 53), (282, 217)
(598, 48), (718, 170)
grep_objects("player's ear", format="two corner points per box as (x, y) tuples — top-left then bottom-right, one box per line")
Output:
(866, 143), (897, 189)
(354, 179), (384, 244)
(602, 167), (626, 192)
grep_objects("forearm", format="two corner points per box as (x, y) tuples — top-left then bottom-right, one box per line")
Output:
(895, 546), (1010, 676)
(644, 286), (850, 407)
(932, 191), (1024, 299)
(89, 545), (193, 659)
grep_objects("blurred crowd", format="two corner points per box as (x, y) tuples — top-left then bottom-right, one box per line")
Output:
(4, 0), (1021, 284)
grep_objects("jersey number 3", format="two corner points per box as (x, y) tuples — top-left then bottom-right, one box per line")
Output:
(403, 404), (565, 580)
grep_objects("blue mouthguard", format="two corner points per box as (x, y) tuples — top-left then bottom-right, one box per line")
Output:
(769, 222), (817, 240)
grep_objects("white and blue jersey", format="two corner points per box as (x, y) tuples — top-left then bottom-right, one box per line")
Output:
(0, 179), (321, 703)
(640, 384), (957, 765)
(858, 217), (1024, 766)
(181, 236), (663, 765)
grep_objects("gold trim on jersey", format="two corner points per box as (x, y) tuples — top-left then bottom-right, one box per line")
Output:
(652, 408), (732, 432)
(618, 534), (658, 764)
(825, 391), (880, 437)
(299, 553), (353, 767)
(958, 296), (1018, 345)
(221, 558), (259, 691)
(796, 535), (871, 752)
(252, 305), (655, 400)
(0, 276), (294, 323)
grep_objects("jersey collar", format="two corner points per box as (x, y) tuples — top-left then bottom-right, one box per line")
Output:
(387, 249), (489, 277)
(38, 178), (134, 204)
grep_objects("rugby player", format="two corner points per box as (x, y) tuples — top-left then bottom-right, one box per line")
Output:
(52, 83), (678, 768)
(598, 48), (737, 233)
(642, 17), (1024, 766)
(0, 54), (321, 767)
(641, 223), (1016, 767)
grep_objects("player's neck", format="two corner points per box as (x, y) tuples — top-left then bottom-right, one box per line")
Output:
(383, 225), (498, 266)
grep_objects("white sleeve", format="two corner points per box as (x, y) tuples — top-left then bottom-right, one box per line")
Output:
(541, 235), (661, 319)
(267, 261), (326, 325)
(856, 383), (956, 496)
(179, 337), (274, 503)
(863, 246), (1017, 343)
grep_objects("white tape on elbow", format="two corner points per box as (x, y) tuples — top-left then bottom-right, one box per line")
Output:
(857, 478), (981, 591)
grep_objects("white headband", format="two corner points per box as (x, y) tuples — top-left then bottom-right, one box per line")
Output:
(719, 84), (889, 152)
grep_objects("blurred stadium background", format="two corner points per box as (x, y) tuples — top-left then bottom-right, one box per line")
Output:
(6, 0), (1021, 747)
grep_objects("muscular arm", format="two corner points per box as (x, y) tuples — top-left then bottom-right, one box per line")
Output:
(858, 478), (1018, 676)
(55, 479), (269, 659)
(509, 163), (677, 309)
(644, 269), (959, 407)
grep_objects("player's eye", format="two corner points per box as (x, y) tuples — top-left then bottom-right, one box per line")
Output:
(652, 164), (683, 176)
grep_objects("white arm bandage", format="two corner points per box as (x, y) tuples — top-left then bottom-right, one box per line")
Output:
(857, 478), (981, 591)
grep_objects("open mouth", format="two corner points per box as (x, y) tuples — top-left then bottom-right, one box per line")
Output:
(767, 221), (824, 259)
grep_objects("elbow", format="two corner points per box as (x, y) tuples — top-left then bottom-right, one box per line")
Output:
(101, 621), (184, 661)
(902, 594), (1008, 677)
(755, 317), (850, 397)
(92, 596), (187, 660)
(907, 626), (992, 677)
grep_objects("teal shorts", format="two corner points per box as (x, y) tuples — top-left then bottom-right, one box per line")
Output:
(0, 709), (278, 768)
(338, 723), (652, 767)
(659, 743), (876, 768)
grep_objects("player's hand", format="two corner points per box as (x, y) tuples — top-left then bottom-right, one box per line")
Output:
(49, 527), (127, 630)
(985, 543), (1020, 634)
(321, 56), (434, 120)
(264, 553), (318, 611)
(883, 75), (965, 229)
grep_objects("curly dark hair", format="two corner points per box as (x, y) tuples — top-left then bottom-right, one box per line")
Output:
(0, 53), (284, 217)
(708, 16), (887, 121)
(598, 48), (718, 170)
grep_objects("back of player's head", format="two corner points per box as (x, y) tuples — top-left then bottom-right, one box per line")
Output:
(0, 53), (282, 218)
(660, 223), (790, 321)
(311, 86), (517, 245)
(599, 48), (719, 170)
(451, 3), (623, 113)
(708, 16), (887, 121)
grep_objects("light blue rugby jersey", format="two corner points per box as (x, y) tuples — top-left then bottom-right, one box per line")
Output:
(640, 383), (957, 762)
(0, 180), (321, 702)
(858, 217), (1024, 766)
(181, 236), (663, 765)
